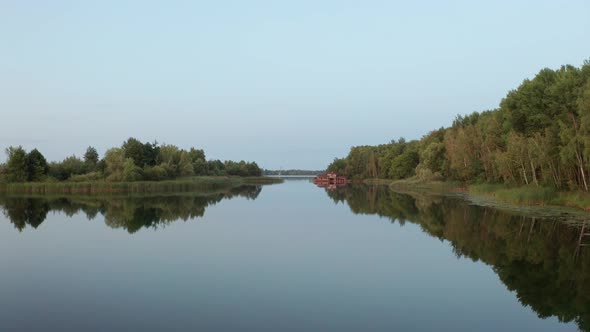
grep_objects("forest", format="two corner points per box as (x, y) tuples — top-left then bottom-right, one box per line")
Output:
(328, 61), (590, 191)
(0, 138), (262, 183)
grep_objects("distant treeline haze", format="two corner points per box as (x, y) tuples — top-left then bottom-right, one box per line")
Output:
(263, 169), (324, 176)
(328, 61), (590, 191)
(0, 138), (262, 183)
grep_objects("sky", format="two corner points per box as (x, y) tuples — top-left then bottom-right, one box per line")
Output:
(1, 0), (589, 169)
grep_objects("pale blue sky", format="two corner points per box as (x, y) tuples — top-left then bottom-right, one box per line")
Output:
(1, 0), (589, 169)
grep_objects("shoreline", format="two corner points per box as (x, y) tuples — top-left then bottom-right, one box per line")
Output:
(358, 178), (590, 220)
(0, 176), (283, 195)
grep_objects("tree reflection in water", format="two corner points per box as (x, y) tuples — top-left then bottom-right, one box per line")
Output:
(325, 185), (590, 332)
(0, 185), (262, 234)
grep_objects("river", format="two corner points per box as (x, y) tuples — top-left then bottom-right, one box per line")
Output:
(0, 179), (587, 331)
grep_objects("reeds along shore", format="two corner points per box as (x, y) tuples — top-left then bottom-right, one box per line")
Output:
(0, 176), (283, 195)
(384, 178), (590, 211)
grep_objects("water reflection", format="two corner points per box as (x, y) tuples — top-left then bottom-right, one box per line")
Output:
(324, 185), (590, 331)
(0, 185), (262, 233)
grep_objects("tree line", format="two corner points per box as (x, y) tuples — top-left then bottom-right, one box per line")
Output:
(0, 138), (262, 183)
(328, 61), (590, 191)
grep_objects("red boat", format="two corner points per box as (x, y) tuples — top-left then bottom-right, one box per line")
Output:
(313, 172), (348, 189)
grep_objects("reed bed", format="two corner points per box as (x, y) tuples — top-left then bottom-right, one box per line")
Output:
(0, 176), (282, 195)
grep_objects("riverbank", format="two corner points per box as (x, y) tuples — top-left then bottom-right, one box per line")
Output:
(0, 176), (283, 195)
(361, 178), (590, 212)
(467, 183), (590, 211)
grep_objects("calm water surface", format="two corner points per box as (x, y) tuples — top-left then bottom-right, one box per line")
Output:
(0, 179), (588, 331)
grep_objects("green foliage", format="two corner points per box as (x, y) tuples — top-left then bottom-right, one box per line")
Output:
(25, 149), (48, 181)
(0, 163), (7, 183)
(104, 148), (125, 182)
(69, 172), (103, 182)
(83, 146), (99, 169)
(123, 158), (143, 181)
(5, 146), (27, 182)
(5, 147), (49, 182)
(178, 151), (195, 177)
(192, 159), (208, 176)
(122, 138), (160, 167)
(207, 160), (226, 176)
(143, 165), (168, 181)
(469, 184), (557, 205)
(187, 148), (205, 162)
(48, 156), (85, 181)
(327, 158), (347, 175)
(419, 137), (445, 174)
(143, 141), (160, 167)
(122, 137), (146, 167)
(1, 139), (267, 185)
(389, 150), (419, 179)
(224, 160), (262, 177)
(158, 144), (181, 165)
(328, 61), (590, 192)
(187, 148), (206, 175)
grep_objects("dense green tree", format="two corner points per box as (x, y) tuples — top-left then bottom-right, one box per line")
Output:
(84, 146), (99, 168)
(123, 158), (143, 181)
(246, 162), (262, 176)
(143, 164), (168, 181)
(5, 146), (27, 182)
(327, 158), (347, 174)
(0, 163), (7, 182)
(207, 160), (226, 176)
(25, 149), (48, 181)
(413, 129), (448, 181)
(48, 156), (85, 181)
(178, 151), (195, 177)
(143, 141), (159, 166)
(188, 148), (205, 162)
(192, 159), (208, 176)
(389, 150), (419, 179)
(104, 148), (125, 182)
(158, 144), (181, 165)
(579, 80), (590, 160)
(218, 160), (261, 177)
(122, 137), (146, 167)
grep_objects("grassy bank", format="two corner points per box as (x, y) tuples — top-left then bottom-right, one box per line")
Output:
(388, 178), (590, 210)
(468, 184), (590, 210)
(387, 178), (465, 192)
(358, 177), (590, 211)
(0, 176), (283, 195)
